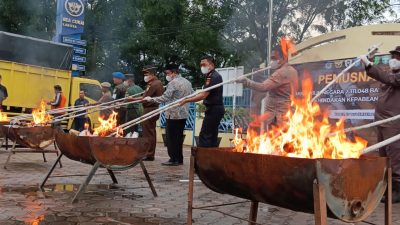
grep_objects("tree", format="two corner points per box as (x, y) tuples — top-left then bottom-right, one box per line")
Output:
(222, 0), (393, 71)
(0, 0), (56, 40)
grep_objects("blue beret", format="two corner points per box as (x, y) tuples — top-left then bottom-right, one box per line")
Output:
(112, 72), (125, 79)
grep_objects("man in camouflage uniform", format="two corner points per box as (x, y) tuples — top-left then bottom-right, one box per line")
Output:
(124, 74), (143, 135)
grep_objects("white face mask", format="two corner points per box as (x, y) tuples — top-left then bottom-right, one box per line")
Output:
(201, 66), (210, 75)
(269, 60), (281, 70)
(123, 81), (129, 86)
(389, 58), (400, 70)
(166, 75), (173, 82)
(144, 76), (150, 83)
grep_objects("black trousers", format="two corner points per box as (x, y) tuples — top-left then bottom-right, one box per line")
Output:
(166, 119), (186, 163)
(199, 105), (224, 148)
(72, 117), (87, 132)
(377, 126), (400, 191)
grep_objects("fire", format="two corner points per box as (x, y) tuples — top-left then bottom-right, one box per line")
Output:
(280, 36), (297, 60)
(0, 111), (8, 121)
(232, 77), (367, 159)
(31, 99), (51, 126)
(93, 111), (123, 137)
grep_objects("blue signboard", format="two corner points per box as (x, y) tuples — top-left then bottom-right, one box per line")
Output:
(62, 36), (87, 46)
(77, 65), (86, 71)
(73, 47), (86, 55)
(72, 55), (86, 63)
(55, 0), (87, 76)
(72, 64), (86, 71)
(55, 0), (86, 36)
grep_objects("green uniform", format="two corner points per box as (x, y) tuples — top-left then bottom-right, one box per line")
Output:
(125, 84), (144, 134)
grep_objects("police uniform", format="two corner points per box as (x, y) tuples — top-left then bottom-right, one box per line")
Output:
(199, 70), (225, 147)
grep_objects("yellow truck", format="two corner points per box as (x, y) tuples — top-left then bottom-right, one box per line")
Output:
(0, 31), (102, 128)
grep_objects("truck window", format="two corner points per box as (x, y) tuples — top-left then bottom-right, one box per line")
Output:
(80, 83), (102, 101)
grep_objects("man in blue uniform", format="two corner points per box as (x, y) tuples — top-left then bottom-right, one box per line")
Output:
(180, 56), (224, 147)
(72, 90), (89, 131)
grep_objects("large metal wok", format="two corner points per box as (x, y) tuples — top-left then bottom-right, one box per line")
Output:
(54, 129), (95, 164)
(2, 125), (59, 169)
(41, 130), (157, 203)
(188, 147), (390, 224)
(1, 125), (55, 149)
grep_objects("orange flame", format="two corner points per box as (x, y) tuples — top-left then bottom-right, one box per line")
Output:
(31, 99), (51, 126)
(93, 111), (123, 137)
(280, 36), (297, 60)
(232, 76), (367, 159)
(0, 111), (8, 121)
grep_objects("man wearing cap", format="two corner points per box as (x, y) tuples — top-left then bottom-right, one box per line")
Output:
(180, 56), (225, 148)
(112, 72), (127, 125)
(97, 82), (114, 118)
(144, 64), (193, 166)
(124, 74), (143, 135)
(360, 46), (400, 203)
(128, 65), (164, 161)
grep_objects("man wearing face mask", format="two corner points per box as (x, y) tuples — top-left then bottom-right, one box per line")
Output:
(130, 65), (164, 161)
(144, 64), (193, 166)
(237, 48), (299, 127)
(180, 56), (224, 148)
(359, 46), (400, 203)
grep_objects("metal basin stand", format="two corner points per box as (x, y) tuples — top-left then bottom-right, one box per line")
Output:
(187, 147), (392, 225)
(40, 130), (157, 203)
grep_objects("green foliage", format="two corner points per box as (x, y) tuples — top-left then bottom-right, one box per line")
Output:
(0, 0), (56, 39)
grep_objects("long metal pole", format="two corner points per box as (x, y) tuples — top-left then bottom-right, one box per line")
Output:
(111, 66), (272, 135)
(311, 43), (381, 102)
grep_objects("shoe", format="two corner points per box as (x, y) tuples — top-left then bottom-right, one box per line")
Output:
(161, 161), (179, 166)
(143, 156), (155, 161)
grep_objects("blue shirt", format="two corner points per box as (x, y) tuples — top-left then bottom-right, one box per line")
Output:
(74, 98), (89, 118)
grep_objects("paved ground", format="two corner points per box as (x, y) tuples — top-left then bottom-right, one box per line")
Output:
(0, 143), (399, 225)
